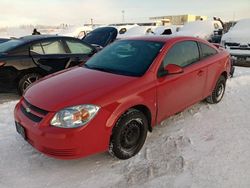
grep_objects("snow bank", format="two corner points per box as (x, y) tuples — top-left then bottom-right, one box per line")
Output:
(58, 26), (93, 39)
(1, 67), (250, 187)
(118, 25), (179, 39)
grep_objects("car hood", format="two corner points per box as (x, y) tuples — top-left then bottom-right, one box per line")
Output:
(24, 67), (137, 112)
(222, 30), (250, 44)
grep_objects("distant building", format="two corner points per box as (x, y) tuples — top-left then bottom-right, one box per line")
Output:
(149, 14), (208, 26)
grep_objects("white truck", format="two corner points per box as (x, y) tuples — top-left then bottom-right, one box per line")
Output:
(175, 20), (223, 41)
(221, 19), (250, 65)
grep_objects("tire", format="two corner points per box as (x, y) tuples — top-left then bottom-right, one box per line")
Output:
(18, 73), (41, 95)
(206, 76), (226, 104)
(230, 66), (235, 77)
(109, 109), (148, 160)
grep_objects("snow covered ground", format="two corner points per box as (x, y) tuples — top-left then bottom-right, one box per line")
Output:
(1, 67), (250, 188)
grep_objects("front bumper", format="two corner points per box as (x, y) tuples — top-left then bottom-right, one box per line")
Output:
(14, 98), (112, 159)
(226, 49), (250, 66)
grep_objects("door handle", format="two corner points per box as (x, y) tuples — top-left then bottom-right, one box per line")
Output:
(197, 70), (204, 77)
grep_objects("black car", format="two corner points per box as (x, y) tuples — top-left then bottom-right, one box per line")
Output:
(0, 35), (96, 95)
(83, 27), (118, 49)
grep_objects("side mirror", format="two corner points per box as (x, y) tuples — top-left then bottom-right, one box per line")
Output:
(164, 64), (183, 75)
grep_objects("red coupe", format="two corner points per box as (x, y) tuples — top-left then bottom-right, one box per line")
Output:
(14, 36), (231, 160)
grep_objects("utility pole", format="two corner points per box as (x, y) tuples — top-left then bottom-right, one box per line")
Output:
(122, 10), (125, 23)
(91, 18), (93, 27)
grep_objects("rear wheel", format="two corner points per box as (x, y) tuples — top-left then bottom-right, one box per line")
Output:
(206, 76), (226, 104)
(18, 73), (41, 95)
(109, 109), (148, 160)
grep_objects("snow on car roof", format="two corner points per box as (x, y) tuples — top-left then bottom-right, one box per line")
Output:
(230, 19), (250, 31)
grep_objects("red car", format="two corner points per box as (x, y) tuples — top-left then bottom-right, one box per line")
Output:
(14, 36), (231, 160)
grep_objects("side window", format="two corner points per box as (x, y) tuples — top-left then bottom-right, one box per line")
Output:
(163, 41), (200, 67)
(30, 43), (44, 55)
(41, 40), (66, 54)
(65, 40), (93, 54)
(200, 42), (217, 58)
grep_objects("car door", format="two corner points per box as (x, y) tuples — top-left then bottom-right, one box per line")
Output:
(30, 39), (70, 74)
(156, 40), (207, 122)
(63, 38), (95, 67)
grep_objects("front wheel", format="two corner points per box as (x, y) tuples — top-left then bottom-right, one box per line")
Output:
(109, 109), (148, 160)
(18, 73), (41, 95)
(206, 76), (226, 104)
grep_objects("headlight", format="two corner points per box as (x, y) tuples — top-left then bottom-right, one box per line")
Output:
(51, 105), (100, 128)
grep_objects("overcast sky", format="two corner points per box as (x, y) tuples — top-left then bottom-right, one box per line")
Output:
(0, 0), (249, 26)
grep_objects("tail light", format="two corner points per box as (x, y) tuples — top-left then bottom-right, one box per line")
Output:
(0, 61), (5, 67)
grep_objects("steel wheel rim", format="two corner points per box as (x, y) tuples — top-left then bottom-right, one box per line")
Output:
(120, 119), (143, 151)
(23, 75), (39, 92)
(216, 82), (225, 101)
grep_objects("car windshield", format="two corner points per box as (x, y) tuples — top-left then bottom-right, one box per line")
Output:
(84, 40), (164, 77)
(0, 39), (23, 52)
(83, 32), (111, 47)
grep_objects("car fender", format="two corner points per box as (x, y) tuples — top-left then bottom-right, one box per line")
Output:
(209, 56), (230, 94)
(105, 95), (156, 131)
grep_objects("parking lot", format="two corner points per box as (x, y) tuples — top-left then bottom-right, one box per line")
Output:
(1, 67), (250, 188)
(0, 1), (250, 186)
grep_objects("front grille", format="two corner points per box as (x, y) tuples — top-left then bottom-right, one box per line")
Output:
(20, 105), (42, 122)
(23, 99), (48, 116)
(42, 147), (79, 157)
(225, 42), (240, 47)
(230, 47), (250, 50)
(20, 99), (49, 123)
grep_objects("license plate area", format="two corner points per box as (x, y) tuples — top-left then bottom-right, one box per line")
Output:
(15, 122), (26, 140)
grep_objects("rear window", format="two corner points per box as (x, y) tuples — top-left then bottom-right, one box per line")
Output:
(0, 40), (23, 52)
(200, 42), (217, 58)
(83, 32), (111, 47)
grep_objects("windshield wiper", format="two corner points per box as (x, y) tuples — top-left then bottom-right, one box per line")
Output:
(83, 64), (139, 77)
(84, 64), (115, 74)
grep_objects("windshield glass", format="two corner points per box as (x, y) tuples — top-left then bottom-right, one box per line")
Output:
(84, 40), (164, 77)
(83, 32), (111, 47)
(0, 39), (23, 53)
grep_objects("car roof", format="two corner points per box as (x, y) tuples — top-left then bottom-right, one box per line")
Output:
(120, 35), (202, 43)
(18, 35), (67, 42)
(91, 27), (117, 33)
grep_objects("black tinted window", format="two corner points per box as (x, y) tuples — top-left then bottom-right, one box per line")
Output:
(83, 32), (111, 47)
(85, 40), (164, 77)
(200, 42), (217, 58)
(163, 41), (199, 67)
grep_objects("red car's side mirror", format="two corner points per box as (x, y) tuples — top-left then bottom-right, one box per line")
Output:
(164, 64), (183, 75)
